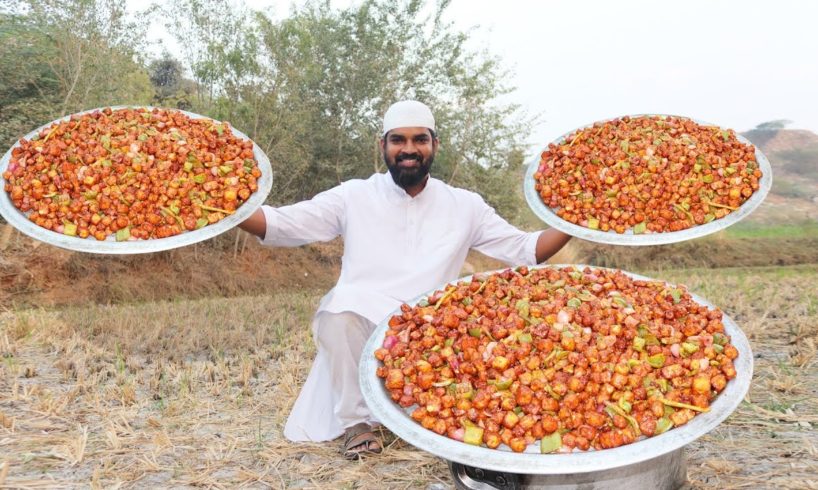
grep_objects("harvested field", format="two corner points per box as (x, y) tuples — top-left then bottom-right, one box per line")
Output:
(1, 265), (817, 489)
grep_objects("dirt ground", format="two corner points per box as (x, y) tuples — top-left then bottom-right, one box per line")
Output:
(3, 221), (818, 311)
(0, 226), (343, 309)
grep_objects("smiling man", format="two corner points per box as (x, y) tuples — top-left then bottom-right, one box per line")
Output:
(239, 100), (571, 458)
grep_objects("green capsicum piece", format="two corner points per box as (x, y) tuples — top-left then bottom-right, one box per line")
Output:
(540, 432), (561, 453)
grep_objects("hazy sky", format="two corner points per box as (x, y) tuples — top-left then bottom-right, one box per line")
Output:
(437, 0), (818, 147)
(146, 0), (818, 148)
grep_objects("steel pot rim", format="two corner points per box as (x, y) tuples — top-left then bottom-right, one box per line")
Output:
(360, 264), (753, 474)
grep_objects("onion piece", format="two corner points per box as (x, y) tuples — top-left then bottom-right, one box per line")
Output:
(382, 335), (398, 350)
(448, 357), (460, 371)
(483, 341), (497, 361)
(670, 343), (681, 357)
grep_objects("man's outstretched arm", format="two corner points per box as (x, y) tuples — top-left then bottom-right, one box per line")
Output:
(535, 228), (572, 264)
(237, 186), (346, 247)
(239, 208), (267, 239)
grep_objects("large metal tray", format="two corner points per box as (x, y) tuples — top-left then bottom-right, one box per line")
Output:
(360, 264), (753, 475)
(523, 115), (773, 246)
(0, 106), (273, 254)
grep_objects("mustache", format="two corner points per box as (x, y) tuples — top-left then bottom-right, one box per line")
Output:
(396, 152), (422, 163)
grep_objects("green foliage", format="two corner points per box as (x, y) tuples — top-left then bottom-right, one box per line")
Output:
(0, 1), (154, 149)
(148, 53), (196, 109)
(2, 0), (533, 223)
(165, 0), (532, 218)
(165, 0), (262, 113)
(149, 54), (185, 98)
(0, 13), (62, 147)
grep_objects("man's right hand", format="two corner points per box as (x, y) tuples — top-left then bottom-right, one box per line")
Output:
(238, 208), (267, 239)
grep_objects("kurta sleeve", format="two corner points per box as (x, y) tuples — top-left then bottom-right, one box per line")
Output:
(258, 185), (346, 247)
(469, 194), (539, 266)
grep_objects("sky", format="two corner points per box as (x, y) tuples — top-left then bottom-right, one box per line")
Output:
(142, 0), (818, 149)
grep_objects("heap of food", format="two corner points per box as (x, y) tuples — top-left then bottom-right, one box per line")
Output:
(2, 107), (261, 241)
(375, 266), (738, 453)
(533, 115), (763, 234)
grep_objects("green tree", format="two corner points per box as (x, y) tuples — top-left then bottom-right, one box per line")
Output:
(0, 11), (61, 147)
(0, 0), (154, 149)
(149, 54), (185, 98)
(165, 0), (262, 115)
(165, 0), (532, 219)
(148, 53), (196, 109)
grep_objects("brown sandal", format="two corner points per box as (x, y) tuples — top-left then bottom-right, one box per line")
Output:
(342, 422), (383, 460)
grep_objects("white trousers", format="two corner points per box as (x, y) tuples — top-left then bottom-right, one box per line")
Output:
(283, 311), (379, 442)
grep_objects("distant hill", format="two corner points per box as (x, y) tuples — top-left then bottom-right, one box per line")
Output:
(743, 128), (818, 154)
(741, 128), (818, 203)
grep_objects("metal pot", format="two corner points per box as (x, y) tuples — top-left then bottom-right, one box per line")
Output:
(448, 447), (686, 489)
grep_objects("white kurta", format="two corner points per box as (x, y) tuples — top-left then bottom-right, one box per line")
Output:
(258, 172), (540, 441)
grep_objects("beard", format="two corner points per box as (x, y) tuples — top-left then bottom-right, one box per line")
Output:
(385, 151), (435, 189)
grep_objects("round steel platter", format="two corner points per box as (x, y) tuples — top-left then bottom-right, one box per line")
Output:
(0, 106), (273, 254)
(523, 115), (773, 246)
(360, 264), (753, 475)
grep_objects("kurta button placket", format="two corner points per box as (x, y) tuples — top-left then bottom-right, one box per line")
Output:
(407, 199), (415, 249)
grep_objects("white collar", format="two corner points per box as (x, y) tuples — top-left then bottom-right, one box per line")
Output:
(381, 172), (434, 202)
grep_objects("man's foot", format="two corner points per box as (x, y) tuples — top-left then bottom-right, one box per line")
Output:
(342, 422), (383, 460)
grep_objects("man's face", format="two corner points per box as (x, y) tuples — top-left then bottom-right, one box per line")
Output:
(381, 127), (438, 189)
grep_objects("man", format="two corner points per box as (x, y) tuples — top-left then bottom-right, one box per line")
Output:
(239, 100), (571, 458)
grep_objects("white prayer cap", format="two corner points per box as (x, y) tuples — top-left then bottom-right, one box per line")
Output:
(382, 100), (435, 135)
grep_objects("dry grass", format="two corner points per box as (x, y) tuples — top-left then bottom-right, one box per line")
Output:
(1, 266), (817, 489)
(0, 291), (452, 489)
